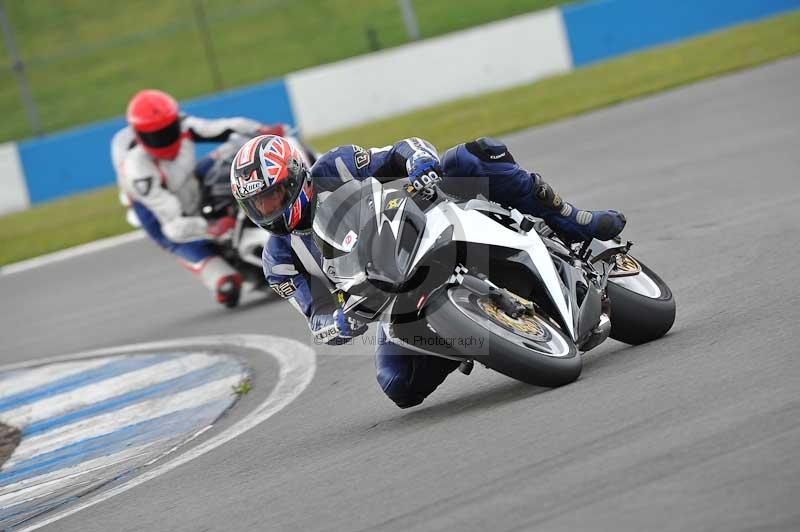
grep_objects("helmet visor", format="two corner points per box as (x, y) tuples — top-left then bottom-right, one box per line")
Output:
(137, 119), (181, 148)
(239, 179), (300, 228)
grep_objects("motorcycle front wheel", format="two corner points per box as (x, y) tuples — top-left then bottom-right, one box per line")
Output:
(426, 287), (581, 387)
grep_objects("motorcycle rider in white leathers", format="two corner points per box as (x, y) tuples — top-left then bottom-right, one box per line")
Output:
(111, 89), (286, 307)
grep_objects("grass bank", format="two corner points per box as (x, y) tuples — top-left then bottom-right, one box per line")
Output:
(0, 0), (569, 143)
(1, 11), (798, 266)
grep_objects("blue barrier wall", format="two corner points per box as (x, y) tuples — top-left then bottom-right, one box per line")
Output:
(19, 78), (294, 204)
(563, 0), (800, 66)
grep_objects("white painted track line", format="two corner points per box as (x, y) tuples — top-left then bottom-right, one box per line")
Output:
(0, 442), (163, 508)
(0, 360), (111, 399)
(2, 353), (221, 428)
(6, 374), (244, 468)
(0, 231), (144, 277)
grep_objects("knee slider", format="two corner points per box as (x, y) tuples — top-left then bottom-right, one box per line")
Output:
(393, 396), (425, 409)
(377, 372), (425, 408)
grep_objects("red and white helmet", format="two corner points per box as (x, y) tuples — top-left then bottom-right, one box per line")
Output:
(126, 89), (183, 160)
(230, 135), (313, 235)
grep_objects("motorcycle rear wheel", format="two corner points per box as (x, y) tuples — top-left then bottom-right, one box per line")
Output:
(427, 287), (581, 387)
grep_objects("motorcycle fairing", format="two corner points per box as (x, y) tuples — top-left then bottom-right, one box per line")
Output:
(411, 199), (577, 341)
(315, 179), (580, 341)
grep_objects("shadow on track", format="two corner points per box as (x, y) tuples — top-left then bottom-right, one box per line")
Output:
(390, 327), (685, 430)
(361, 378), (554, 432)
(378, 328), (687, 431)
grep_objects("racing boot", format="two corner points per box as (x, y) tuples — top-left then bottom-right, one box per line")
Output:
(216, 273), (242, 308)
(197, 256), (242, 308)
(532, 176), (626, 242)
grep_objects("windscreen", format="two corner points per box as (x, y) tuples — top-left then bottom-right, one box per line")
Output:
(313, 179), (367, 259)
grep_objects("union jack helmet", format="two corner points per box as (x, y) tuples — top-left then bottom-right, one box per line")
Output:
(230, 135), (313, 235)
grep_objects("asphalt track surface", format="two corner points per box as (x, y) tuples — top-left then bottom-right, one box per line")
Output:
(2, 57), (799, 531)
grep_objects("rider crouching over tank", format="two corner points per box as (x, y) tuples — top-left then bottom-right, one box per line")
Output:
(111, 89), (286, 307)
(231, 135), (626, 407)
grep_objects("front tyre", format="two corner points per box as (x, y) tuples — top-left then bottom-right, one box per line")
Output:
(606, 256), (676, 345)
(426, 287), (581, 387)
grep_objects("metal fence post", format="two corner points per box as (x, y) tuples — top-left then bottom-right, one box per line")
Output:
(191, 0), (224, 91)
(0, 1), (42, 136)
(397, 0), (421, 41)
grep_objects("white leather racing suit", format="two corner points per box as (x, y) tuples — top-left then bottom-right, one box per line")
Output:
(111, 115), (262, 291)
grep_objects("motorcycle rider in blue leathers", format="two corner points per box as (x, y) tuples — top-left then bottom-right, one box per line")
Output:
(231, 135), (626, 408)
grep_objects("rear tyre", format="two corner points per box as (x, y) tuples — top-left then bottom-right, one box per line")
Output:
(606, 259), (676, 345)
(427, 287), (581, 387)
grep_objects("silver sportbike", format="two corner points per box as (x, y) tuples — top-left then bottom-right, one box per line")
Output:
(314, 178), (675, 386)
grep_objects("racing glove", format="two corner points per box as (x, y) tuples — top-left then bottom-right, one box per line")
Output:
(314, 309), (369, 345)
(406, 152), (442, 199)
(334, 309), (369, 339)
(206, 215), (236, 240)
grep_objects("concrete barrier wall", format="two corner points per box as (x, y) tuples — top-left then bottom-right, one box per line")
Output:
(0, 143), (28, 213)
(286, 9), (572, 136)
(2, 0), (798, 214)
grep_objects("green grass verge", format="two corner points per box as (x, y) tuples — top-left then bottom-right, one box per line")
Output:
(1, 11), (799, 267)
(0, 188), (131, 266)
(0, 0), (569, 143)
